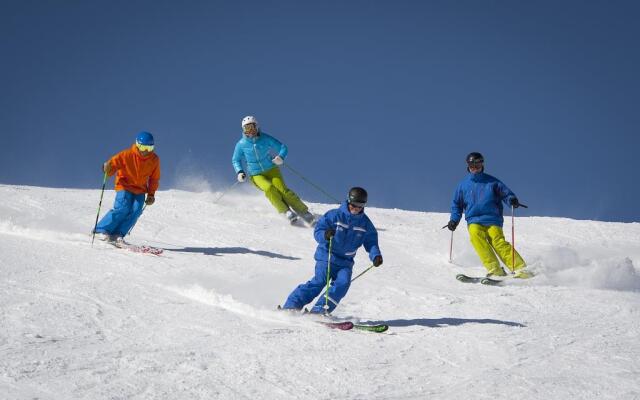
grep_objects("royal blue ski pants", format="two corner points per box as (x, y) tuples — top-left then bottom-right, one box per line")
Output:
(283, 260), (353, 314)
(95, 190), (145, 237)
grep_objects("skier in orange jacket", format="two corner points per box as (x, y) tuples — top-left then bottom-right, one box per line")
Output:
(94, 132), (160, 243)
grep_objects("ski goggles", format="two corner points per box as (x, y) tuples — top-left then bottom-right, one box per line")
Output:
(348, 201), (366, 209)
(136, 143), (155, 152)
(242, 123), (258, 134)
(467, 160), (484, 167)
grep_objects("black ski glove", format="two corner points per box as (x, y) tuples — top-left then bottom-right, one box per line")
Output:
(509, 197), (520, 208)
(324, 228), (335, 241)
(145, 195), (155, 205)
(373, 255), (383, 267)
(447, 220), (459, 231)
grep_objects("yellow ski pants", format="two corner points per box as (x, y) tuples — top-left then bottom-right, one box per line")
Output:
(468, 224), (526, 275)
(250, 167), (309, 214)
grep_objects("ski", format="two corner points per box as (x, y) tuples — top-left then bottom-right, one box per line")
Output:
(480, 277), (503, 286)
(456, 274), (503, 286)
(455, 274), (483, 283)
(354, 324), (389, 333)
(110, 242), (163, 255)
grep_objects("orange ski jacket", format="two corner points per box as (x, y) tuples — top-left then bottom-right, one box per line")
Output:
(107, 144), (160, 195)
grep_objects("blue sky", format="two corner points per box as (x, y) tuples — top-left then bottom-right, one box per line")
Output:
(1, 1), (638, 222)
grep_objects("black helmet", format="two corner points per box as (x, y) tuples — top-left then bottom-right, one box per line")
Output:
(466, 152), (484, 172)
(466, 152), (484, 164)
(348, 187), (368, 207)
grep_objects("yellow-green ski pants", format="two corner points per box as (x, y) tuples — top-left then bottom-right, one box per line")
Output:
(250, 167), (309, 214)
(468, 224), (526, 274)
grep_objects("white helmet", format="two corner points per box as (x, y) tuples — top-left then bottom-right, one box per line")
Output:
(241, 115), (259, 130)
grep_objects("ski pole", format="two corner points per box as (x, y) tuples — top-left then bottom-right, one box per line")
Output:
(350, 264), (375, 283)
(441, 224), (454, 263)
(449, 230), (454, 263)
(213, 181), (240, 204)
(91, 171), (108, 246)
(510, 205), (515, 274)
(284, 163), (340, 204)
(323, 237), (333, 312)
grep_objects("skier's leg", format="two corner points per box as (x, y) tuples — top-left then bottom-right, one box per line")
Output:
(487, 225), (526, 271)
(468, 224), (504, 275)
(310, 265), (353, 313)
(116, 193), (146, 237)
(269, 168), (309, 215)
(250, 173), (289, 213)
(282, 261), (328, 309)
(95, 190), (134, 235)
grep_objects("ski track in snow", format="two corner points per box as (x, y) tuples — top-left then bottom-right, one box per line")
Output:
(0, 184), (639, 399)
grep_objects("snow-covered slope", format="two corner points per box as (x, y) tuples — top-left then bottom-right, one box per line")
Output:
(1, 184), (639, 399)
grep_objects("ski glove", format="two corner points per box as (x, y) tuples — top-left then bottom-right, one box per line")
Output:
(324, 228), (335, 241)
(272, 156), (284, 166)
(509, 197), (520, 208)
(237, 171), (247, 183)
(447, 220), (459, 231)
(373, 255), (383, 267)
(145, 195), (155, 205)
(103, 161), (113, 174)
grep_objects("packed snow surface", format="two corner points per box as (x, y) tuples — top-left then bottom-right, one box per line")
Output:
(1, 184), (639, 399)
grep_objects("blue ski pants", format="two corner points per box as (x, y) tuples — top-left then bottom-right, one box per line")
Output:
(95, 190), (145, 237)
(283, 260), (353, 314)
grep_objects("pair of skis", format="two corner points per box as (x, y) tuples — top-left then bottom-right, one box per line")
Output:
(109, 241), (163, 255)
(319, 320), (389, 332)
(277, 306), (388, 332)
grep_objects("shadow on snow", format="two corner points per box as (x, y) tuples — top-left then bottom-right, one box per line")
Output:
(164, 246), (300, 260)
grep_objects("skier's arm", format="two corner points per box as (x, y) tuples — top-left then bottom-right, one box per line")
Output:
(363, 222), (381, 261)
(231, 143), (244, 173)
(450, 186), (464, 223)
(106, 151), (126, 177)
(148, 160), (160, 196)
(313, 211), (335, 244)
(267, 134), (288, 159)
(496, 180), (516, 205)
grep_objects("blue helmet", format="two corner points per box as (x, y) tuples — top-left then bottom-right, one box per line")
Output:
(136, 131), (154, 146)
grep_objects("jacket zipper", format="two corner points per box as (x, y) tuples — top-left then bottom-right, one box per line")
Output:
(252, 140), (265, 172)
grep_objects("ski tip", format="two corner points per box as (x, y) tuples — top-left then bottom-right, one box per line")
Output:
(318, 321), (354, 330)
(480, 277), (503, 286)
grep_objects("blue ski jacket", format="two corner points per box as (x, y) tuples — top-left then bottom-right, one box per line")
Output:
(231, 132), (288, 176)
(450, 172), (517, 227)
(313, 201), (382, 268)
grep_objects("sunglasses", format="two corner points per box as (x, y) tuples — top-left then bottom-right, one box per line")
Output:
(467, 160), (484, 166)
(136, 143), (155, 152)
(349, 202), (365, 209)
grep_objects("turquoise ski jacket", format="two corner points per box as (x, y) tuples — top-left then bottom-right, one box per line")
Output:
(231, 132), (288, 176)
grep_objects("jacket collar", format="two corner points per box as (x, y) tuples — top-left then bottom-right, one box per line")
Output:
(469, 171), (486, 182)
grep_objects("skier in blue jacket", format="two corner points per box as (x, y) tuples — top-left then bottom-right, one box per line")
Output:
(447, 152), (529, 278)
(282, 187), (383, 314)
(232, 115), (315, 225)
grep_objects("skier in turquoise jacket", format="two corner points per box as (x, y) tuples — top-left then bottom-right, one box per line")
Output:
(447, 152), (529, 278)
(232, 115), (315, 225)
(282, 187), (383, 314)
